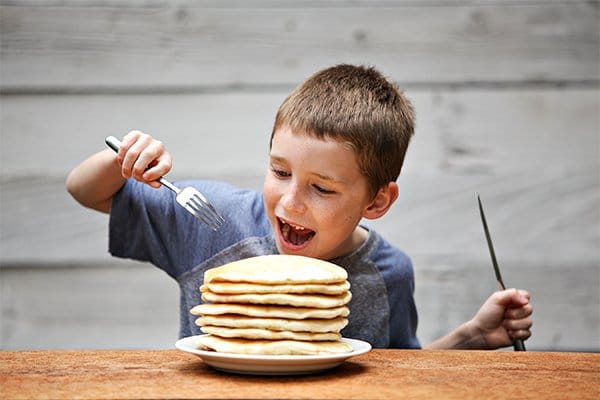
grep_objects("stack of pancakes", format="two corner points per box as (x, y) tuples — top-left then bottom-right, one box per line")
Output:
(190, 254), (354, 355)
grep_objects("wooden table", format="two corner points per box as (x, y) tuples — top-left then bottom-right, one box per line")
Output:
(1, 349), (598, 399)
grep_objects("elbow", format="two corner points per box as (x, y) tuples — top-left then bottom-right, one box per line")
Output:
(65, 168), (83, 202)
(65, 169), (78, 198)
(65, 168), (107, 212)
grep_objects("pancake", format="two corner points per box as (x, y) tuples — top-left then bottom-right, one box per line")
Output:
(190, 303), (350, 320)
(195, 315), (348, 333)
(195, 334), (354, 355)
(204, 254), (348, 284)
(200, 326), (341, 341)
(201, 290), (352, 309)
(201, 280), (350, 295)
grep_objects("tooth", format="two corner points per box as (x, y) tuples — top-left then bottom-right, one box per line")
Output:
(279, 218), (306, 231)
(282, 223), (290, 239)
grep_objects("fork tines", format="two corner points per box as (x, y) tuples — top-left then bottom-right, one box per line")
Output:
(186, 195), (225, 231)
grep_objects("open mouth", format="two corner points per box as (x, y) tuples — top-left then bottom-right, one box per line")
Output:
(278, 218), (316, 247)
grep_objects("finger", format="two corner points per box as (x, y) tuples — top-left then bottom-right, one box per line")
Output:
(493, 288), (530, 308)
(118, 131), (145, 178)
(508, 329), (532, 341)
(147, 180), (162, 189)
(119, 131), (143, 165)
(122, 134), (154, 180)
(136, 145), (172, 188)
(505, 304), (533, 319)
(131, 140), (165, 182)
(515, 289), (531, 303)
(141, 147), (171, 182)
(503, 317), (533, 332)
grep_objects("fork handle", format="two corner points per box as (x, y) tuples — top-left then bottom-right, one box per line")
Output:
(105, 136), (122, 154)
(105, 136), (179, 194)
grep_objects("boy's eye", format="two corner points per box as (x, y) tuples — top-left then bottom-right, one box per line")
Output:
(272, 168), (290, 178)
(313, 184), (335, 195)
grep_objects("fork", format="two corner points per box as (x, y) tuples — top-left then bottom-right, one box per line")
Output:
(105, 136), (225, 231)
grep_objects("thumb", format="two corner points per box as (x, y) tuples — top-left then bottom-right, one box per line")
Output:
(493, 288), (530, 308)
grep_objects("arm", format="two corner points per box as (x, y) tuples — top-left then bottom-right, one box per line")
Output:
(424, 288), (533, 350)
(66, 130), (172, 213)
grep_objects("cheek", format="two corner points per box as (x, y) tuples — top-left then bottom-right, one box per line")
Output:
(262, 178), (279, 211)
(344, 214), (358, 225)
(337, 213), (361, 232)
(317, 205), (356, 229)
(333, 200), (365, 228)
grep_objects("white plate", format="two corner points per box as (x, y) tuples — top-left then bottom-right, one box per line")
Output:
(175, 335), (371, 375)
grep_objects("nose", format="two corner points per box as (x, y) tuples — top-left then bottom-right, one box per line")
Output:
(281, 183), (306, 214)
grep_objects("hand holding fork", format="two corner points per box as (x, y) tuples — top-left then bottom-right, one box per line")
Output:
(106, 132), (224, 230)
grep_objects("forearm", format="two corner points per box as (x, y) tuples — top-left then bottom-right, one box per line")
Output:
(424, 320), (485, 350)
(66, 149), (125, 213)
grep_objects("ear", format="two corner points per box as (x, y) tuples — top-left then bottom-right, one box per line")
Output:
(362, 182), (399, 220)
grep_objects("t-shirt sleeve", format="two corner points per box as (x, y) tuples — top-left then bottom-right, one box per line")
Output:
(109, 179), (196, 277)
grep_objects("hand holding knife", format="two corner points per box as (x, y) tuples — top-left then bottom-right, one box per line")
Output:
(477, 194), (526, 352)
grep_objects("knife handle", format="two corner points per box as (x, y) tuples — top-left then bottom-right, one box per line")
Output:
(514, 339), (526, 351)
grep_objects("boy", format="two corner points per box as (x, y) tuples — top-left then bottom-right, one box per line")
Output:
(66, 64), (532, 349)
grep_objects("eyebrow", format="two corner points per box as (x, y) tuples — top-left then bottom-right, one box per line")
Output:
(312, 172), (343, 184)
(269, 155), (344, 184)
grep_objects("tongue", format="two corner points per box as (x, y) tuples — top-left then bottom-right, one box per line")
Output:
(286, 225), (314, 246)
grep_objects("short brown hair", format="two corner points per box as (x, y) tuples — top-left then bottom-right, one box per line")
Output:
(271, 64), (415, 196)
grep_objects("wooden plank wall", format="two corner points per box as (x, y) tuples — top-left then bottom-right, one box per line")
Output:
(1, 0), (599, 351)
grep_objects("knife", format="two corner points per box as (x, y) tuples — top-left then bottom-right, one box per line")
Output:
(477, 194), (526, 351)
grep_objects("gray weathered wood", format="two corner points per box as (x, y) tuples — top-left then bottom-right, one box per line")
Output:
(1, 89), (597, 177)
(0, 263), (180, 350)
(1, 1), (598, 90)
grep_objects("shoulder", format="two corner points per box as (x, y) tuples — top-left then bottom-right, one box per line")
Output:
(368, 229), (412, 267)
(365, 229), (415, 284)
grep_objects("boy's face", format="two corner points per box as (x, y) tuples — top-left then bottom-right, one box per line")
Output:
(264, 125), (374, 260)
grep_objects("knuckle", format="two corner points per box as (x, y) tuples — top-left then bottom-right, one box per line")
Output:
(132, 168), (144, 178)
(125, 130), (143, 141)
(127, 148), (141, 160)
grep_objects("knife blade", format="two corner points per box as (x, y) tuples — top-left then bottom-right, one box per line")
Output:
(477, 194), (526, 351)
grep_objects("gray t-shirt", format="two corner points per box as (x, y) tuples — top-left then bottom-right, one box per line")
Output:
(109, 179), (420, 348)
